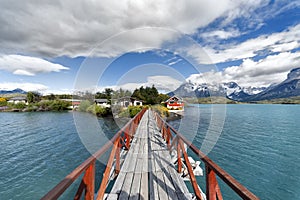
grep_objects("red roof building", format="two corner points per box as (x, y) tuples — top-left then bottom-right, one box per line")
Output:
(165, 96), (184, 110)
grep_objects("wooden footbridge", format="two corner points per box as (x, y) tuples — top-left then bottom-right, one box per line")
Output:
(42, 109), (259, 200)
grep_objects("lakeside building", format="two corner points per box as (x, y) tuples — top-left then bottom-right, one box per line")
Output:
(61, 99), (81, 109)
(113, 96), (143, 108)
(165, 96), (184, 110)
(94, 99), (110, 108)
(7, 96), (28, 105)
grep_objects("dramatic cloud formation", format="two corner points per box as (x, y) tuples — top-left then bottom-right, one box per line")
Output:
(0, 1), (299, 92)
(0, 55), (69, 76)
(0, 0), (268, 58)
(187, 51), (300, 88)
(189, 24), (300, 64)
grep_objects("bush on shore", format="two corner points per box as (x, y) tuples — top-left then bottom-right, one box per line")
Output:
(151, 104), (169, 118)
(86, 104), (109, 116)
(78, 100), (91, 112)
(7, 100), (71, 111)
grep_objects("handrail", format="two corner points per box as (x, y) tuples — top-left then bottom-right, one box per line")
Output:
(154, 111), (259, 200)
(41, 108), (147, 200)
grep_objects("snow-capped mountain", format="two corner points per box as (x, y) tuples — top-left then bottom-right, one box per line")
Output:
(244, 67), (300, 101)
(171, 67), (300, 101)
(243, 86), (267, 95)
(222, 82), (250, 101)
(171, 81), (250, 101)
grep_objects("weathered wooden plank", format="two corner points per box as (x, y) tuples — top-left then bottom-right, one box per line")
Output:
(156, 171), (169, 200)
(135, 158), (143, 173)
(110, 172), (126, 194)
(178, 193), (194, 200)
(126, 142), (139, 173)
(105, 193), (118, 200)
(129, 172), (141, 200)
(140, 172), (148, 200)
(142, 153), (148, 173)
(119, 172), (133, 199)
(162, 170), (178, 200)
(149, 152), (160, 200)
(167, 166), (190, 194)
(157, 150), (179, 200)
(120, 151), (133, 173)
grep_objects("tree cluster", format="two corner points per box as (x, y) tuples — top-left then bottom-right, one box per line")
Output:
(132, 85), (169, 105)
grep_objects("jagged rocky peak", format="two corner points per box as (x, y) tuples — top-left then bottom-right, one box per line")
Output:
(223, 82), (239, 88)
(287, 67), (300, 80)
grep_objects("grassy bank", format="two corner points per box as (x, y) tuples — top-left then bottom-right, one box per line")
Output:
(1, 100), (71, 112)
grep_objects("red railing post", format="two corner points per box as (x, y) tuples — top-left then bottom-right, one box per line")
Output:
(125, 125), (130, 149)
(74, 160), (96, 200)
(96, 140), (118, 200)
(162, 121), (164, 134)
(162, 124), (165, 139)
(84, 161), (95, 200)
(206, 165), (223, 200)
(179, 139), (203, 200)
(167, 126), (171, 149)
(177, 138), (182, 173)
(115, 137), (121, 175)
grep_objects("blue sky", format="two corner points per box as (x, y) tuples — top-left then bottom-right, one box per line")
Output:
(0, 0), (299, 94)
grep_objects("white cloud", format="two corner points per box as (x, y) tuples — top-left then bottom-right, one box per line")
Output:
(147, 75), (183, 91)
(0, 82), (48, 91)
(0, 0), (267, 57)
(168, 58), (182, 66)
(186, 51), (300, 88)
(0, 54), (69, 76)
(113, 75), (183, 92)
(189, 24), (300, 64)
(200, 29), (241, 40)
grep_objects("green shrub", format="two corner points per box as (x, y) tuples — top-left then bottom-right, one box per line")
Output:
(151, 104), (169, 117)
(118, 109), (130, 118)
(128, 106), (142, 118)
(0, 97), (7, 106)
(25, 104), (38, 112)
(13, 102), (27, 110)
(78, 100), (91, 112)
(118, 106), (142, 118)
(86, 104), (108, 116)
(50, 100), (71, 111)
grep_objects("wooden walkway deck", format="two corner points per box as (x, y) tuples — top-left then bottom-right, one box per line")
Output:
(106, 110), (193, 200)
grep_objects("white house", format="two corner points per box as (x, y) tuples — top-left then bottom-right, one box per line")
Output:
(165, 96), (184, 110)
(94, 99), (110, 108)
(7, 97), (28, 105)
(114, 97), (143, 108)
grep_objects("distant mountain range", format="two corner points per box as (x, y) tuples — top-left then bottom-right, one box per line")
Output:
(0, 88), (27, 95)
(170, 67), (300, 102)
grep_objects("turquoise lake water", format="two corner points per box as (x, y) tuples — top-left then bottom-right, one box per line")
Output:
(0, 105), (299, 199)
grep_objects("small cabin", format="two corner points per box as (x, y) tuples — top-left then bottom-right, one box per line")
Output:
(114, 97), (143, 108)
(94, 99), (110, 108)
(7, 96), (28, 105)
(61, 99), (81, 109)
(165, 96), (184, 110)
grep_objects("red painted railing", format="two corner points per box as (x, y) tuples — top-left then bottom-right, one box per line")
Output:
(154, 112), (259, 200)
(41, 108), (147, 200)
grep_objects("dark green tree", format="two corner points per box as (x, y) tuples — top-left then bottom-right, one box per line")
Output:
(27, 91), (41, 103)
